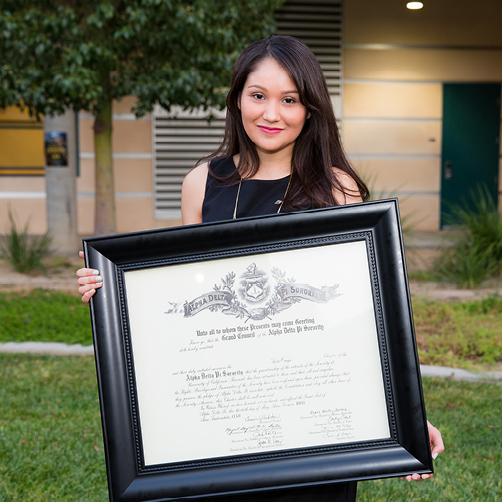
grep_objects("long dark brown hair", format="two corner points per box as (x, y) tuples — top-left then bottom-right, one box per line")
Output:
(207, 35), (369, 209)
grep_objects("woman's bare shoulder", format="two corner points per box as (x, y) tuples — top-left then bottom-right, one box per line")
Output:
(183, 162), (210, 187)
(332, 167), (363, 206)
(181, 162), (210, 225)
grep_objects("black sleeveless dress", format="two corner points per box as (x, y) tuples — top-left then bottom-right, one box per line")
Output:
(202, 157), (292, 221)
(200, 157), (358, 502)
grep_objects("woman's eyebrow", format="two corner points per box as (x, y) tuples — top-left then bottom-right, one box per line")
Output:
(246, 84), (268, 91)
(247, 84), (299, 94)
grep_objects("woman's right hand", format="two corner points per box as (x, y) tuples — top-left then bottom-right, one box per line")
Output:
(77, 251), (103, 304)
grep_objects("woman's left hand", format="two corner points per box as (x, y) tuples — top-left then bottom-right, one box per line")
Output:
(402, 420), (444, 481)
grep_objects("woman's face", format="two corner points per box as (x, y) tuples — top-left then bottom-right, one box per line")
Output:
(239, 58), (308, 159)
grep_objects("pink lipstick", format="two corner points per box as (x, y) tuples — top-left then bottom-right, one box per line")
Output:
(258, 126), (282, 134)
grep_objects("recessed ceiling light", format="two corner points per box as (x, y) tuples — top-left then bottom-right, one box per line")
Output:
(407, 2), (424, 9)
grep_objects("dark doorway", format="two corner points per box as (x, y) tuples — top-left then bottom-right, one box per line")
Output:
(441, 84), (501, 227)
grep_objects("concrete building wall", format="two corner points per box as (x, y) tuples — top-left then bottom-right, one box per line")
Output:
(76, 96), (179, 236)
(0, 106), (47, 234)
(0, 176), (47, 234)
(2, 1), (502, 236)
(0, 97), (178, 237)
(343, 0), (502, 230)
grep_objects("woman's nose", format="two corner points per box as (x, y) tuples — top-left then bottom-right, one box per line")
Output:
(262, 100), (280, 122)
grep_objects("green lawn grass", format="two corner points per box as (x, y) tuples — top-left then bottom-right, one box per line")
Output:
(358, 377), (502, 501)
(0, 354), (106, 501)
(0, 290), (92, 345)
(0, 354), (501, 501)
(2, 290), (501, 372)
(412, 296), (502, 370)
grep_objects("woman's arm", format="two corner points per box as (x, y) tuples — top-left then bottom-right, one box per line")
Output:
(181, 162), (209, 225)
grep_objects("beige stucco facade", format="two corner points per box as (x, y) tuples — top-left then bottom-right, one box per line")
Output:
(76, 96), (178, 235)
(1, 0), (501, 238)
(343, 0), (502, 230)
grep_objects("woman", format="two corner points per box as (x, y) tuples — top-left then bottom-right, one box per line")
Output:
(181, 35), (367, 226)
(78, 35), (444, 500)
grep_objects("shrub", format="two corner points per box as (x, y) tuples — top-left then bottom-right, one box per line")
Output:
(1, 210), (52, 273)
(434, 185), (502, 287)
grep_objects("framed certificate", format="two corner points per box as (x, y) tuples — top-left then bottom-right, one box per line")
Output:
(84, 199), (432, 502)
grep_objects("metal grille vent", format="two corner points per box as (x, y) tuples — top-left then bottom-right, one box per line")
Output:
(275, 0), (343, 110)
(153, 108), (225, 219)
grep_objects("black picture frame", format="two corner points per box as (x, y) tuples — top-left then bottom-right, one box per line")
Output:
(84, 198), (432, 502)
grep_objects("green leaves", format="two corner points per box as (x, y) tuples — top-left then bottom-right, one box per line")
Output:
(86, 1), (116, 29)
(0, 0), (283, 116)
(0, 0), (283, 235)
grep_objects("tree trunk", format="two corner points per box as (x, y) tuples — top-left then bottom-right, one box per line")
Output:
(93, 99), (116, 236)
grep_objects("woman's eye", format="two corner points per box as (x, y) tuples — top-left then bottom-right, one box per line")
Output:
(252, 93), (265, 100)
(283, 97), (296, 104)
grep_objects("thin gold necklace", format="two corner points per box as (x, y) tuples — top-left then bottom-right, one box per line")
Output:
(233, 175), (292, 219)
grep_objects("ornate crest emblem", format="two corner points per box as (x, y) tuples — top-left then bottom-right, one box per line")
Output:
(239, 263), (269, 303)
